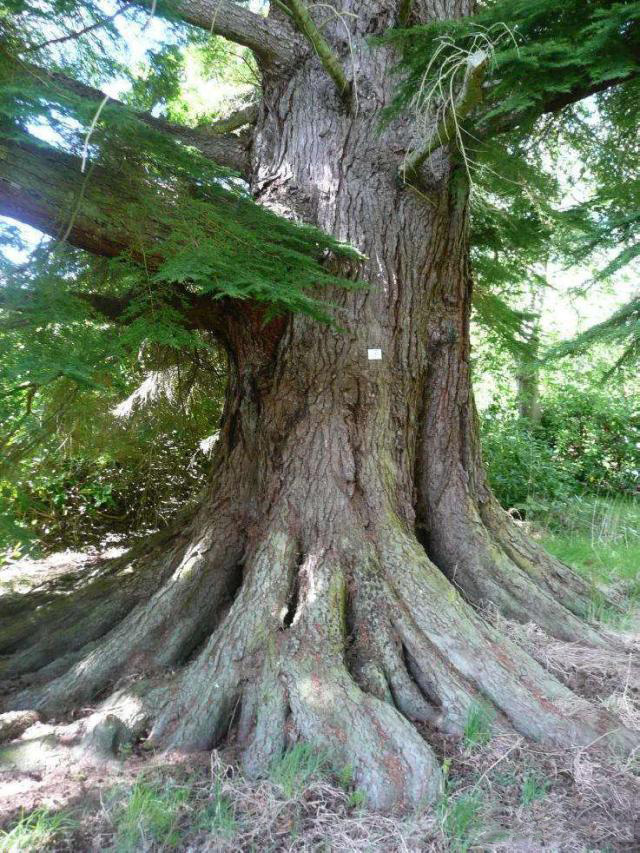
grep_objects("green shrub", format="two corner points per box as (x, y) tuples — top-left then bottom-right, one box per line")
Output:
(481, 407), (576, 512)
(481, 382), (640, 513)
(538, 385), (640, 496)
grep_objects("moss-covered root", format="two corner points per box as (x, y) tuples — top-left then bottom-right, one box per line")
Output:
(150, 539), (444, 811)
(481, 496), (624, 621)
(283, 552), (442, 812)
(427, 497), (607, 648)
(380, 522), (639, 758)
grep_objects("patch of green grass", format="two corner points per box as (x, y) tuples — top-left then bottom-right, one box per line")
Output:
(335, 762), (366, 809)
(269, 743), (329, 799)
(196, 776), (236, 837)
(439, 790), (484, 852)
(535, 496), (640, 623)
(463, 701), (495, 750)
(0, 807), (78, 852)
(538, 496), (640, 587)
(110, 778), (189, 852)
(347, 789), (367, 809)
(520, 771), (549, 807)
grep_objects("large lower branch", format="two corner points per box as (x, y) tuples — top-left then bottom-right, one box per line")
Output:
(13, 60), (250, 175)
(0, 135), (164, 259)
(137, 0), (300, 68)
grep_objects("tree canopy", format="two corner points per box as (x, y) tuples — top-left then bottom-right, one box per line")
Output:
(1, 0), (639, 547)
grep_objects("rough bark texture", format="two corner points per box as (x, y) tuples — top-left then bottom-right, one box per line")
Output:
(2, 0), (638, 814)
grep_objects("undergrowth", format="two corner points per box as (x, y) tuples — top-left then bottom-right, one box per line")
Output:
(0, 807), (78, 852)
(534, 495), (640, 624)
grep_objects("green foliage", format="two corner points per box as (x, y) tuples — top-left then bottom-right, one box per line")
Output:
(481, 407), (577, 512)
(0, 298), (225, 553)
(547, 295), (640, 374)
(537, 383), (640, 495)
(482, 378), (640, 512)
(0, 807), (78, 852)
(387, 0), (640, 136)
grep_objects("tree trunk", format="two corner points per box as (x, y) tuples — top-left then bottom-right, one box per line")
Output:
(2, 0), (637, 813)
(516, 275), (545, 423)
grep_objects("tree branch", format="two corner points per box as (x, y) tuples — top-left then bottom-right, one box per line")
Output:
(485, 71), (640, 138)
(23, 3), (134, 54)
(0, 134), (166, 260)
(400, 49), (489, 182)
(137, 0), (299, 67)
(17, 61), (251, 176)
(0, 133), (236, 334)
(209, 103), (258, 134)
(283, 0), (351, 100)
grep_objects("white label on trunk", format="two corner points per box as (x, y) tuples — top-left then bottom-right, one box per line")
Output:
(368, 348), (382, 360)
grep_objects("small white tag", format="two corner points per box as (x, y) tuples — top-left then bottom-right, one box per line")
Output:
(368, 348), (382, 361)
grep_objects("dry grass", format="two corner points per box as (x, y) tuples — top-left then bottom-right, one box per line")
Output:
(2, 725), (639, 851)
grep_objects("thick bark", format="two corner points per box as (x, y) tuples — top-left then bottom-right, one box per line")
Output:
(2, 0), (638, 814)
(415, 261), (609, 645)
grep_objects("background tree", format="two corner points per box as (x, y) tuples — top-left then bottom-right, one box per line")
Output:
(1, 0), (639, 811)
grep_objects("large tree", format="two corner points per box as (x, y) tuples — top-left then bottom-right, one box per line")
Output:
(1, 0), (639, 810)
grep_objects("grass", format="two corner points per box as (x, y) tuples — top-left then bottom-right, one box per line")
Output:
(534, 495), (640, 620)
(463, 701), (495, 750)
(195, 775), (236, 837)
(109, 778), (190, 851)
(520, 771), (549, 807)
(438, 763), (486, 853)
(0, 807), (78, 852)
(440, 791), (484, 852)
(269, 743), (330, 799)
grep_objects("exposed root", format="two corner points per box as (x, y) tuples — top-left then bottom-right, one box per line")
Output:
(481, 496), (622, 619)
(423, 496), (608, 648)
(0, 523), (191, 680)
(6, 518), (244, 714)
(283, 552), (443, 811)
(488, 611), (640, 712)
(0, 710), (40, 744)
(148, 533), (445, 810)
(148, 529), (298, 752)
(3, 502), (637, 815)
(379, 521), (640, 758)
(0, 682), (162, 773)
